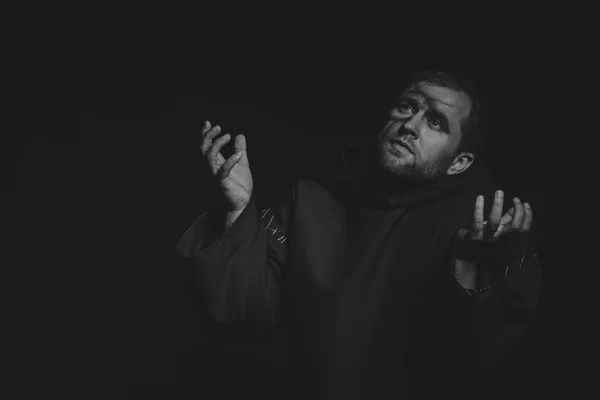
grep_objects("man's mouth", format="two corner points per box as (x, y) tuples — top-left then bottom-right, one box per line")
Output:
(389, 140), (414, 154)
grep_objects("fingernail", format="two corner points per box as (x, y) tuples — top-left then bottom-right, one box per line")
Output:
(514, 197), (520, 202)
(497, 190), (504, 197)
(525, 202), (530, 208)
(215, 125), (220, 131)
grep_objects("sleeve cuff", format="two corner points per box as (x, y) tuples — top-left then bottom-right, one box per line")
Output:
(175, 196), (257, 258)
(455, 252), (540, 300)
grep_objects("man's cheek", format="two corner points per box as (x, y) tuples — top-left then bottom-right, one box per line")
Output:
(378, 125), (392, 139)
(383, 121), (399, 136)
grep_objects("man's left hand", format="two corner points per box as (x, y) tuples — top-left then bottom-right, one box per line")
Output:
(455, 190), (534, 266)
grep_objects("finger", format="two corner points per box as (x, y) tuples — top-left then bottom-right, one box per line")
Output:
(472, 195), (485, 238)
(234, 134), (248, 164)
(203, 123), (222, 140)
(493, 207), (515, 238)
(520, 202), (533, 232)
(207, 133), (231, 174)
(499, 207), (515, 227)
(208, 133), (230, 161)
(200, 125), (222, 156)
(509, 197), (525, 230)
(201, 120), (211, 135)
(200, 136), (212, 156)
(218, 152), (244, 180)
(213, 152), (227, 171)
(488, 190), (504, 232)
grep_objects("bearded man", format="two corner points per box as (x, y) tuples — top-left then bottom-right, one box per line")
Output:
(177, 70), (541, 399)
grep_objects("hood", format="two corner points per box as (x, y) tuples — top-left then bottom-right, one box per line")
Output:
(313, 141), (496, 210)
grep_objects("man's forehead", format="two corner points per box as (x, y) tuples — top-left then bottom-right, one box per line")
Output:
(402, 82), (471, 114)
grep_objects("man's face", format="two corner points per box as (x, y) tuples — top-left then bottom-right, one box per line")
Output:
(373, 81), (472, 184)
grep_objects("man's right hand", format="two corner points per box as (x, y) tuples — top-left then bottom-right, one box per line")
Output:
(201, 120), (253, 220)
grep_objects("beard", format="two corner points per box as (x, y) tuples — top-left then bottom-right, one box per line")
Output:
(370, 138), (457, 187)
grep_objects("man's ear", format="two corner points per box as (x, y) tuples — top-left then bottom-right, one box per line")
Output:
(446, 152), (474, 175)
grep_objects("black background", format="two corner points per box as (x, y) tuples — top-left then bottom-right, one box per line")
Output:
(26, 23), (546, 398)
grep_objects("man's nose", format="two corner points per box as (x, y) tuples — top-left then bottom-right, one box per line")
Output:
(401, 114), (420, 139)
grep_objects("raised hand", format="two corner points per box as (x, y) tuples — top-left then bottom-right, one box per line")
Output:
(200, 120), (253, 213)
(471, 190), (533, 241)
(455, 190), (534, 264)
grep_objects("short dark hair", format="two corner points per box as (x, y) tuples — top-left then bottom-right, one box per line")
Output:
(403, 69), (487, 158)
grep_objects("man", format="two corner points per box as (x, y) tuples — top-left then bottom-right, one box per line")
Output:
(176, 70), (541, 399)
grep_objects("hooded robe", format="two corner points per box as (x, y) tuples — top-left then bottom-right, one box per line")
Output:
(176, 142), (541, 399)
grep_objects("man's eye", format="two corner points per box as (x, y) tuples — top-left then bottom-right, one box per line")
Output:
(397, 103), (414, 113)
(429, 119), (441, 128)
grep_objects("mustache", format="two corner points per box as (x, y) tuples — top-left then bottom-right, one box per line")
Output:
(388, 135), (415, 154)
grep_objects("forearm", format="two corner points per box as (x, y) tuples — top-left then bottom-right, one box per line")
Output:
(454, 258), (478, 290)
(176, 190), (295, 327)
(196, 205), (245, 251)
(459, 252), (541, 366)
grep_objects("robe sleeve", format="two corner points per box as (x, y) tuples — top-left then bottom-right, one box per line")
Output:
(175, 186), (294, 326)
(452, 233), (542, 368)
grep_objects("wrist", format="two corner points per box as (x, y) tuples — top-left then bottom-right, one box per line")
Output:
(224, 208), (245, 229)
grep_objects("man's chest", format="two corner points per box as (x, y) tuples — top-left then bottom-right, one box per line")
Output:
(287, 194), (452, 295)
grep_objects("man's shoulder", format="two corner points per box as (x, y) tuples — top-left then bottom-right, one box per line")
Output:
(292, 153), (353, 199)
(292, 176), (342, 197)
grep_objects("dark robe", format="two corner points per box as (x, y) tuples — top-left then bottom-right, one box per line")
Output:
(176, 143), (541, 399)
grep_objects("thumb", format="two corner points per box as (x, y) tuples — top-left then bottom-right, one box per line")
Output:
(234, 134), (248, 157)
